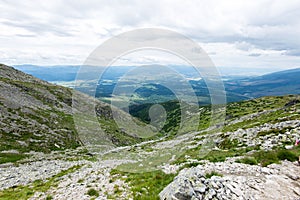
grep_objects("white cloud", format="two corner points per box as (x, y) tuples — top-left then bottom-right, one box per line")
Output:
(0, 0), (300, 69)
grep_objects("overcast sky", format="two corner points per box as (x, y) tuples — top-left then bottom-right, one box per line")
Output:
(1, 0), (300, 70)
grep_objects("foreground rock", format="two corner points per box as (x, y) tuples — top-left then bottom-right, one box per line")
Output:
(160, 159), (300, 200)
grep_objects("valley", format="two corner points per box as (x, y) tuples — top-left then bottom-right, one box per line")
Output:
(0, 64), (300, 199)
(14, 65), (300, 106)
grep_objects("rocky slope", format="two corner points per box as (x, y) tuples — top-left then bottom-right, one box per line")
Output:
(1, 116), (299, 199)
(0, 64), (154, 157)
(0, 64), (81, 153)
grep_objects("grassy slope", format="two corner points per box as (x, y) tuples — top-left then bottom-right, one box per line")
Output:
(131, 95), (300, 133)
(109, 94), (300, 199)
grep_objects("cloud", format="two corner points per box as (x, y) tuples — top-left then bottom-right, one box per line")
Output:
(248, 53), (261, 57)
(0, 0), (299, 69)
(2, 21), (74, 37)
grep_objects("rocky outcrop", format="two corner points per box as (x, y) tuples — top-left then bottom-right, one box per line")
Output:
(227, 120), (300, 150)
(160, 159), (300, 200)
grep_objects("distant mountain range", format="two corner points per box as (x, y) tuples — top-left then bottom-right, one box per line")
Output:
(225, 68), (300, 100)
(13, 65), (300, 104)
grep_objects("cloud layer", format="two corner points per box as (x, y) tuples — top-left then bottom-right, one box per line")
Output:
(1, 0), (300, 69)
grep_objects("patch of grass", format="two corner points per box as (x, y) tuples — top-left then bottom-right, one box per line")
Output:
(236, 157), (258, 165)
(288, 145), (300, 156)
(45, 195), (53, 200)
(225, 96), (292, 121)
(97, 118), (143, 146)
(66, 155), (98, 162)
(0, 153), (28, 164)
(251, 148), (299, 167)
(237, 147), (299, 167)
(205, 171), (223, 179)
(256, 127), (292, 137)
(181, 162), (202, 169)
(110, 169), (176, 200)
(77, 179), (84, 183)
(113, 184), (121, 194)
(87, 188), (99, 197)
(222, 96), (300, 133)
(171, 145), (202, 165)
(218, 138), (239, 150)
(0, 165), (82, 200)
(203, 149), (242, 162)
(173, 144), (260, 165)
(251, 150), (279, 167)
(276, 149), (298, 161)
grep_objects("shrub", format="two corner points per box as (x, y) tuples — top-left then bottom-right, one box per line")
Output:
(87, 188), (99, 197)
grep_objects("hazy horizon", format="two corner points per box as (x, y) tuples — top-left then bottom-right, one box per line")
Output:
(12, 63), (293, 77)
(1, 0), (300, 70)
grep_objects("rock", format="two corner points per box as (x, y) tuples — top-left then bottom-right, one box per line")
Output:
(226, 184), (242, 197)
(286, 173), (299, 180)
(194, 185), (207, 193)
(207, 188), (216, 198)
(210, 181), (219, 189)
(285, 145), (293, 150)
(261, 168), (271, 175)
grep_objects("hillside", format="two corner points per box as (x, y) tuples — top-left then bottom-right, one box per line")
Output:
(0, 64), (155, 160)
(225, 68), (300, 99)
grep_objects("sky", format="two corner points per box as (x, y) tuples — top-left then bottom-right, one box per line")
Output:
(1, 0), (300, 71)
